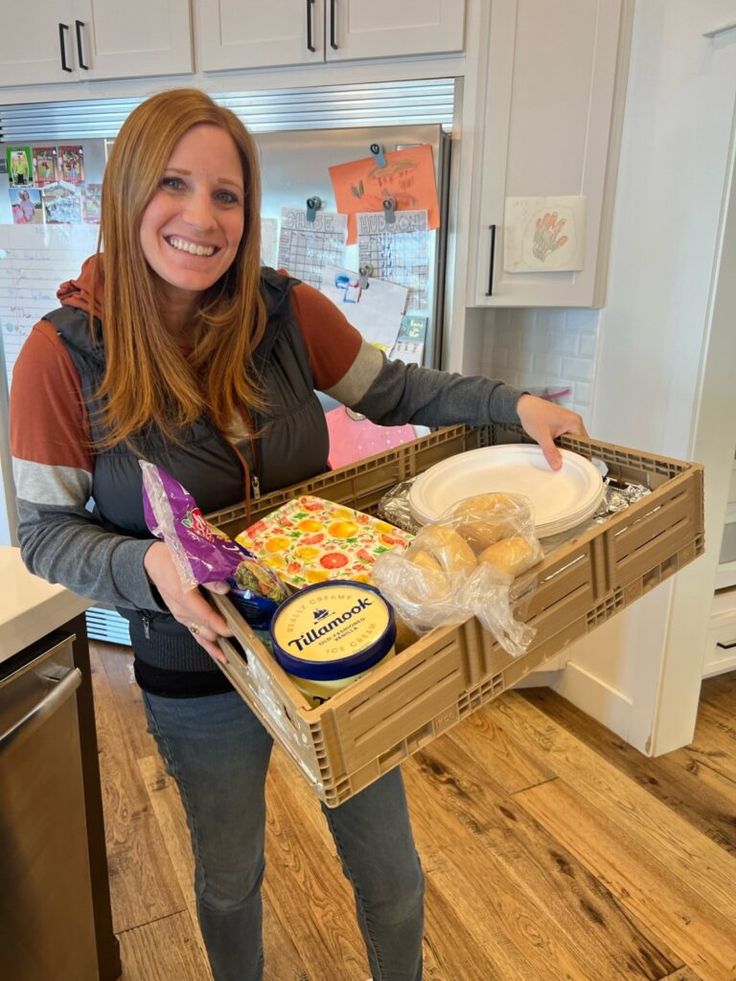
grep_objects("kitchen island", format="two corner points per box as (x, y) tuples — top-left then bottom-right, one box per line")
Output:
(1, 546), (121, 980)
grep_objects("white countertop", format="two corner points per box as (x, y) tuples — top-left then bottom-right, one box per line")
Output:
(1, 547), (90, 663)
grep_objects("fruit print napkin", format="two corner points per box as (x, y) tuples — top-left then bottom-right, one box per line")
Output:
(236, 496), (413, 588)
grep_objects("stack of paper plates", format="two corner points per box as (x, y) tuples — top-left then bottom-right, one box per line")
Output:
(408, 444), (605, 537)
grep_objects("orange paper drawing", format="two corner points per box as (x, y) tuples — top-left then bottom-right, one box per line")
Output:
(329, 144), (440, 244)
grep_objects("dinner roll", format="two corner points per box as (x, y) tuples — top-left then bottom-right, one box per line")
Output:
(408, 548), (444, 574)
(447, 493), (533, 550)
(413, 524), (477, 580)
(403, 546), (451, 602)
(478, 535), (541, 577)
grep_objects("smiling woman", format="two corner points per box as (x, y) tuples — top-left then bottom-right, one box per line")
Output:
(9, 87), (586, 981)
(139, 125), (245, 329)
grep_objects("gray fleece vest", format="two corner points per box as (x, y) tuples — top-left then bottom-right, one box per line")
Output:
(46, 268), (329, 673)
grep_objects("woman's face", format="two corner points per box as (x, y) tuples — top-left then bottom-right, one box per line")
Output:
(139, 124), (245, 315)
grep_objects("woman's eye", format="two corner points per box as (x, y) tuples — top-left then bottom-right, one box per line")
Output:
(161, 176), (184, 190)
(215, 189), (240, 205)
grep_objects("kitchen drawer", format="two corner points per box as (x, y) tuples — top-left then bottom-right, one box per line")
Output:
(703, 588), (736, 678)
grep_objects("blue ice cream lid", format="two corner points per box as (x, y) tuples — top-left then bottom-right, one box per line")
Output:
(270, 580), (396, 681)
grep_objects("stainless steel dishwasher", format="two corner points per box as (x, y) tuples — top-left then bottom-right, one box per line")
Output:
(0, 629), (99, 980)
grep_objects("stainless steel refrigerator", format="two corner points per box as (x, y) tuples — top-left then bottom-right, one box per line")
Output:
(0, 82), (455, 643)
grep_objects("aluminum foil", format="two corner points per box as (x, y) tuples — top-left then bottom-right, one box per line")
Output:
(377, 478), (422, 534)
(377, 474), (652, 549)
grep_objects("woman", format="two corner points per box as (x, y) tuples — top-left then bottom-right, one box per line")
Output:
(10, 88), (586, 981)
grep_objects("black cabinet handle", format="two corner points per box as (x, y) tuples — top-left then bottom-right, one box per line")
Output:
(485, 224), (497, 296)
(75, 20), (88, 69)
(330, 0), (338, 49)
(58, 23), (73, 72)
(717, 640), (736, 650)
(306, 0), (315, 52)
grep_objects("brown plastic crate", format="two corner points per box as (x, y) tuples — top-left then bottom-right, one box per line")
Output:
(208, 425), (704, 807)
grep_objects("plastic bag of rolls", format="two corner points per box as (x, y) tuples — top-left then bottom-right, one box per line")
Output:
(372, 493), (543, 657)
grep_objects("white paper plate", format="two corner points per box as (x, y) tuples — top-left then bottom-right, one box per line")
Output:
(408, 444), (605, 536)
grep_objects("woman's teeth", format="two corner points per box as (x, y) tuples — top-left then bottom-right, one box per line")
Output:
(168, 236), (215, 257)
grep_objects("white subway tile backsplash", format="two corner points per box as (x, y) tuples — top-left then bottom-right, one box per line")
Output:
(564, 309), (599, 331)
(547, 328), (579, 357)
(573, 381), (592, 405)
(533, 352), (563, 375)
(480, 306), (600, 403)
(561, 356), (594, 381)
(577, 331), (597, 358)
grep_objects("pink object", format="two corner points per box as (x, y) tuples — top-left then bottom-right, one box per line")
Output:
(326, 407), (418, 469)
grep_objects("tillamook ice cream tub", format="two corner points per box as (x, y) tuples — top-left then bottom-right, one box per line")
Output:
(270, 580), (396, 707)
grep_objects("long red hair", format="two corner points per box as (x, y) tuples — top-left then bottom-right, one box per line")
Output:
(93, 88), (266, 446)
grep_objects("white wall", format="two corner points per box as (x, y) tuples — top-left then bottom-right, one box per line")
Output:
(552, 0), (736, 752)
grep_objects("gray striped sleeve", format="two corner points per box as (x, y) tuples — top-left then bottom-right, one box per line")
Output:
(13, 454), (165, 611)
(13, 458), (92, 506)
(15, 496), (165, 611)
(325, 340), (525, 428)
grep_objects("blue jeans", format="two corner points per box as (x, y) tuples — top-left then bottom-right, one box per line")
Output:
(143, 690), (424, 981)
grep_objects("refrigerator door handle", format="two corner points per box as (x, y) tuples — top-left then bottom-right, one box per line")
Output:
(306, 0), (316, 52)
(58, 23), (73, 72)
(0, 667), (82, 757)
(329, 0), (338, 49)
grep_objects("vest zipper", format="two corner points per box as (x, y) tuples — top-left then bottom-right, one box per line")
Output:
(140, 613), (152, 640)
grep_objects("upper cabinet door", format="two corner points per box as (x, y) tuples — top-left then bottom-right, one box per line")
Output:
(73, 0), (193, 80)
(196, 0), (464, 71)
(0, 0), (192, 86)
(0, 3), (80, 86)
(471, 0), (628, 308)
(326, 0), (465, 61)
(196, 0), (326, 70)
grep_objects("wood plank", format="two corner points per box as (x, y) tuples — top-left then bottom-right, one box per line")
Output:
(117, 910), (212, 981)
(444, 702), (556, 793)
(699, 672), (736, 710)
(421, 874), (506, 981)
(403, 736), (682, 980)
(96, 641), (157, 762)
(685, 698), (736, 784)
(90, 645), (186, 933)
(517, 778), (736, 980)
(487, 693), (736, 914)
(262, 762), (369, 980)
(136, 753), (211, 974)
(520, 686), (736, 854)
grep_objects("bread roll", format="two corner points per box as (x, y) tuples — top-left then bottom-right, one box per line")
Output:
(478, 535), (541, 577)
(448, 493), (533, 549)
(408, 548), (444, 574)
(401, 546), (451, 603)
(413, 525), (477, 580)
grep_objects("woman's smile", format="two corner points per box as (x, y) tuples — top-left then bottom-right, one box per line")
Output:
(165, 235), (220, 257)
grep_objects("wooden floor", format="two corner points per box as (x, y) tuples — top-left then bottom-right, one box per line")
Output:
(90, 641), (736, 981)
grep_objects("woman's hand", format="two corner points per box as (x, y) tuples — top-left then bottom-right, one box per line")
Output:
(143, 541), (233, 663)
(516, 394), (589, 470)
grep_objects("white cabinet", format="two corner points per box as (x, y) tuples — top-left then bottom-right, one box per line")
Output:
(0, 0), (192, 87)
(196, 0), (465, 72)
(703, 588), (736, 678)
(470, 0), (629, 307)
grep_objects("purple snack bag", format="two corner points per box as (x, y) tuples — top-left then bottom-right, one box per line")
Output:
(140, 460), (252, 590)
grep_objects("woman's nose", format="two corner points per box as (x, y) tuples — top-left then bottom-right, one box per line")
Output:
(182, 190), (216, 230)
